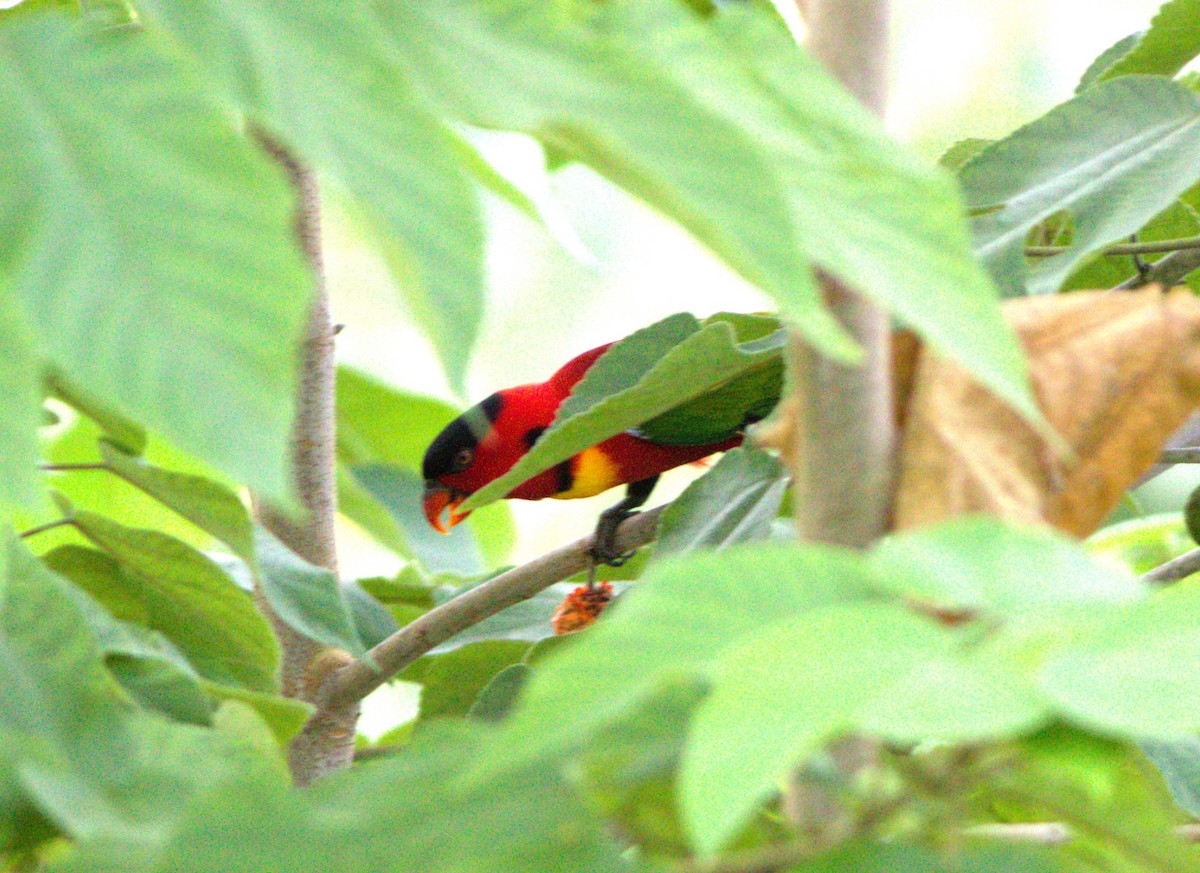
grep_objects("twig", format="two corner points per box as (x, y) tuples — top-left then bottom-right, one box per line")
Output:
(18, 518), (75, 539)
(1026, 236), (1200, 258)
(321, 505), (665, 711)
(675, 838), (818, 873)
(38, 463), (109, 472)
(1140, 546), (1200, 586)
(1137, 413), (1200, 486)
(1158, 448), (1200, 464)
(962, 822), (1072, 845)
(1114, 248), (1200, 290)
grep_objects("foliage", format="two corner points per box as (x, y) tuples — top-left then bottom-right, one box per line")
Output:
(4, 0), (1200, 871)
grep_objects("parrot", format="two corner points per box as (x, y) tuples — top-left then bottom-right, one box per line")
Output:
(421, 341), (744, 563)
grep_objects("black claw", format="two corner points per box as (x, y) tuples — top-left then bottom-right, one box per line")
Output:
(588, 475), (659, 567)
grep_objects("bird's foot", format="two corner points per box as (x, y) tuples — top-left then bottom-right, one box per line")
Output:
(588, 504), (638, 569)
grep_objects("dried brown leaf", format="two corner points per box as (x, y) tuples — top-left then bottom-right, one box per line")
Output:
(894, 286), (1200, 537)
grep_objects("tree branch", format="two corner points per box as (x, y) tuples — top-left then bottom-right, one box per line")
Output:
(250, 130), (355, 786)
(1027, 235), (1200, 258)
(1140, 546), (1200, 586)
(320, 504), (665, 712)
(1114, 247), (1200, 290)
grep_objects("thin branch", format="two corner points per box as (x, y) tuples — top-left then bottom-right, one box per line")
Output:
(321, 504), (665, 711)
(1140, 546), (1200, 586)
(1137, 413), (1200, 486)
(19, 518), (75, 539)
(1027, 236), (1200, 258)
(962, 822), (1072, 845)
(675, 838), (819, 873)
(1114, 248), (1200, 290)
(1158, 447), (1200, 464)
(38, 463), (109, 472)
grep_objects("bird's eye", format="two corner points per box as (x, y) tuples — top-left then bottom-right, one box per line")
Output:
(451, 447), (474, 472)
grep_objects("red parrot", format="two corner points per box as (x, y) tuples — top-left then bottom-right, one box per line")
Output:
(422, 341), (743, 561)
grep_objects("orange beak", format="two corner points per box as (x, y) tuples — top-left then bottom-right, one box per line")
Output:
(423, 481), (471, 534)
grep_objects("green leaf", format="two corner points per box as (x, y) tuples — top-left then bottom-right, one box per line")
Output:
(400, 641), (530, 721)
(251, 527), (369, 659)
(1098, 0), (1200, 82)
(462, 315), (782, 511)
(1141, 736), (1200, 819)
(994, 726), (1200, 872)
(872, 516), (1143, 615)
(45, 370), (146, 456)
(69, 508), (280, 693)
(1076, 32), (1142, 90)
(1039, 584), (1200, 737)
(961, 76), (1200, 297)
(468, 664), (531, 722)
(471, 542), (878, 781)
(0, 14), (310, 498)
(199, 683), (313, 747)
(107, 654), (214, 726)
(99, 442), (254, 565)
(101, 721), (627, 873)
(343, 580), (399, 650)
(0, 534), (130, 852)
(578, 679), (706, 857)
(938, 138), (994, 171)
(654, 448), (787, 559)
(351, 463), (487, 575)
(0, 288), (40, 509)
(137, 2), (484, 391)
(680, 603), (1045, 853)
(383, 0), (844, 357)
(40, 545), (146, 624)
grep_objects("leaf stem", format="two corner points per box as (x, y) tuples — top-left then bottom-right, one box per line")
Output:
(18, 518), (75, 539)
(1027, 236), (1200, 258)
(38, 463), (110, 472)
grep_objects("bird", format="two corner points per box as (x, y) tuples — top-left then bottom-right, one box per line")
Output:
(421, 341), (744, 563)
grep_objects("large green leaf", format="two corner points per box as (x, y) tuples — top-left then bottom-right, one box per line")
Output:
(385, 0), (1039, 426)
(654, 447), (787, 559)
(1098, 0), (1200, 82)
(470, 543), (879, 780)
(0, 14), (310, 498)
(462, 315), (783, 511)
(0, 288), (40, 508)
(68, 508), (280, 693)
(961, 76), (1200, 297)
(99, 442), (254, 565)
(136, 2), (484, 391)
(680, 602), (1046, 854)
(399, 640), (530, 721)
(1038, 584), (1200, 736)
(382, 0), (841, 355)
(57, 720), (626, 873)
(871, 516), (1143, 615)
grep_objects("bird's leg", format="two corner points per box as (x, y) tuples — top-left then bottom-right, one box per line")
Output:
(590, 475), (659, 569)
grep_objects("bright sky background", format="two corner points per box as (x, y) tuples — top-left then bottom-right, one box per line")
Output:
(327, 0), (1164, 578)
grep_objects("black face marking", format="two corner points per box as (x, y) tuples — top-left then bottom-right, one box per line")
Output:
(422, 393), (506, 481)
(523, 425), (547, 450)
(553, 459), (574, 494)
(480, 392), (503, 424)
